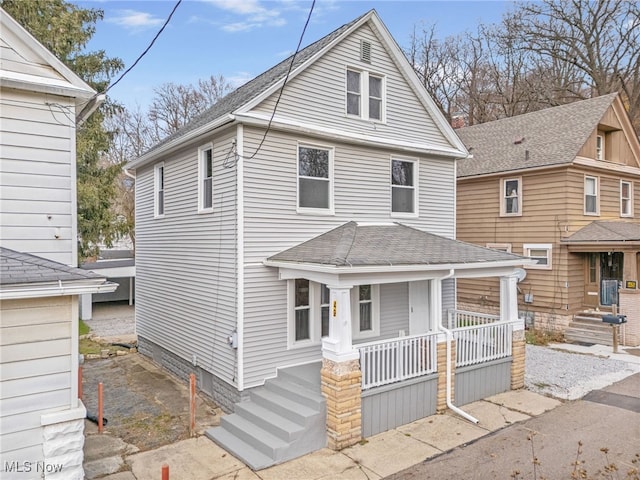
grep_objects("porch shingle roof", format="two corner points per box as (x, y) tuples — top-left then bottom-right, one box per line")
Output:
(0, 247), (104, 286)
(563, 221), (640, 243)
(456, 93), (618, 178)
(267, 222), (525, 267)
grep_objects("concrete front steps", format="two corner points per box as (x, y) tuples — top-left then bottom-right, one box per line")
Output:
(205, 362), (326, 470)
(565, 311), (623, 346)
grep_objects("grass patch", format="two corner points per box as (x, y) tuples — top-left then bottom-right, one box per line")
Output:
(79, 319), (90, 336)
(79, 337), (129, 356)
(525, 328), (564, 346)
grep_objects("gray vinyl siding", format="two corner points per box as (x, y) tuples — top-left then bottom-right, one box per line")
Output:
(455, 358), (512, 406)
(253, 24), (453, 151)
(241, 126), (456, 387)
(134, 128), (239, 388)
(0, 89), (75, 265)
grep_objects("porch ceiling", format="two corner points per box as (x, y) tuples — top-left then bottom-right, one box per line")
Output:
(264, 222), (530, 283)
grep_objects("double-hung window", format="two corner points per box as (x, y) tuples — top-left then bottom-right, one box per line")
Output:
(298, 145), (332, 212)
(293, 279), (311, 342)
(320, 284), (330, 338)
(501, 177), (522, 216)
(523, 244), (552, 270)
(584, 176), (599, 215)
(198, 144), (213, 212)
(154, 163), (165, 218)
(346, 68), (385, 121)
(596, 134), (604, 160)
(289, 280), (331, 346)
(391, 158), (417, 215)
(621, 180), (633, 217)
(352, 285), (379, 339)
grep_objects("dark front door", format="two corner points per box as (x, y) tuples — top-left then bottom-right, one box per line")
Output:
(600, 252), (623, 306)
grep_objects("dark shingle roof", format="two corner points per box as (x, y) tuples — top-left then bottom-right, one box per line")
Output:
(141, 11), (370, 158)
(456, 93), (618, 177)
(563, 221), (640, 243)
(267, 222), (525, 267)
(1, 247), (104, 286)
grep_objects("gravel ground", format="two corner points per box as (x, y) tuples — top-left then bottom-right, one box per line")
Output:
(524, 344), (640, 400)
(84, 302), (135, 342)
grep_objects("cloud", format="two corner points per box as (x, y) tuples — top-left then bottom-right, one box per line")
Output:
(204, 0), (287, 31)
(107, 10), (164, 30)
(227, 71), (254, 87)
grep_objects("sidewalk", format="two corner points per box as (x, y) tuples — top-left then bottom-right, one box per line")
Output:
(89, 389), (562, 480)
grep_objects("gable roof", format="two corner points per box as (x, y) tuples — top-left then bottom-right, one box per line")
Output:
(0, 247), (118, 300)
(266, 221), (526, 268)
(128, 10), (466, 170)
(563, 221), (640, 243)
(456, 93), (619, 178)
(0, 7), (98, 114)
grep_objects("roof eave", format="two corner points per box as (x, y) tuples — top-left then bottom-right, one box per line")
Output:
(0, 279), (118, 300)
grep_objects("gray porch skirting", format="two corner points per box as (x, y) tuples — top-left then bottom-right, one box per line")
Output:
(455, 357), (512, 406)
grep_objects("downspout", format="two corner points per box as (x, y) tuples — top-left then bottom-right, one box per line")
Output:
(438, 269), (479, 424)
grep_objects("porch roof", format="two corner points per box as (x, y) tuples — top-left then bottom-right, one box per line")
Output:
(266, 222), (527, 271)
(562, 221), (640, 245)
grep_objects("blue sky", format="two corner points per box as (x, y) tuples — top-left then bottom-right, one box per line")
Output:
(75, 1), (514, 109)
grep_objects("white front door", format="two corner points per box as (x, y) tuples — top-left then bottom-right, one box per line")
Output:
(409, 280), (430, 335)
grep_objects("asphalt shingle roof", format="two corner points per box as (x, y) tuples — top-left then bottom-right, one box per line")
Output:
(142, 11), (370, 158)
(456, 93), (619, 177)
(267, 222), (525, 267)
(563, 221), (640, 243)
(0, 247), (104, 286)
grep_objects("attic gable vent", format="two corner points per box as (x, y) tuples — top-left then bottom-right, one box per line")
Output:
(360, 40), (372, 63)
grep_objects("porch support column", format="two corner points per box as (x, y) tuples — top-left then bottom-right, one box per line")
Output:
(501, 273), (525, 389)
(321, 286), (362, 450)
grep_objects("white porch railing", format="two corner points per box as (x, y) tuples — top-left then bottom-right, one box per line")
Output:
(453, 321), (513, 367)
(448, 309), (500, 329)
(358, 332), (438, 390)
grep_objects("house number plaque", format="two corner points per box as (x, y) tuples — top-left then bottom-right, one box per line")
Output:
(332, 300), (337, 317)
(626, 280), (637, 289)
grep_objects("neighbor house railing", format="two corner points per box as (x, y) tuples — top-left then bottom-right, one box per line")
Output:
(358, 332), (438, 390)
(453, 321), (513, 367)
(448, 309), (500, 329)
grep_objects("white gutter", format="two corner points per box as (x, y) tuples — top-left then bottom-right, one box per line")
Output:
(76, 93), (106, 125)
(1, 280), (118, 300)
(438, 269), (479, 425)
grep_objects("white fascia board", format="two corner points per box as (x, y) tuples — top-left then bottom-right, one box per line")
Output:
(126, 114), (235, 170)
(235, 113), (466, 159)
(235, 12), (374, 115)
(0, 72), (95, 99)
(0, 280), (118, 300)
(367, 13), (469, 156)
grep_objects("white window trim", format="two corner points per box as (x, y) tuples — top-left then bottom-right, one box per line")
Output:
(296, 143), (334, 215)
(287, 280), (321, 348)
(351, 285), (380, 340)
(198, 143), (214, 213)
(486, 243), (512, 253)
(523, 243), (552, 270)
(584, 175), (600, 216)
(390, 157), (419, 218)
(500, 177), (522, 217)
(620, 180), (633, 217)
(154, 162), (165, 218)
(596, 134), (604, 160)
(345, 67), (386, 123)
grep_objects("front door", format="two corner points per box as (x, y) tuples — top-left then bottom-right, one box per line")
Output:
(584, 253), (599, 308)
(409, 280), (430, 334)
(600, 252), (623, 306)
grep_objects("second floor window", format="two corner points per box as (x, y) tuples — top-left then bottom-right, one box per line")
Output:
(501, 177), (522, 216)
(199, 144), (213, 212)
(585, 176), (598, 215)
(298, 145), (332, 211)
(154, 163), (165, 218)
(596, 134), (604, 160)
(346, 68), (385, 121)
(621, 180), (633, 217)
(391, 158), (416, 214)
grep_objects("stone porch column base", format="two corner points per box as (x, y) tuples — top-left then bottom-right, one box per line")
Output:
(511, 329), (526, 390)
(321, 358), (362, 450)
(436, 340), (456, 413)
(619, 289), (640, 346)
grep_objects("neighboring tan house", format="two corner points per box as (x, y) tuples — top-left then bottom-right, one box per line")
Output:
(127, 10), (531, 470)
(456, 93), (640, 346)
(0, 8), (115, 479)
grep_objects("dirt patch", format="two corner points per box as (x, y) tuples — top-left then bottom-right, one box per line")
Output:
(82, 353), (222, 452)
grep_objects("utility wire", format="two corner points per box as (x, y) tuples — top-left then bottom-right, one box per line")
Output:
(243, 0), (316, 161)
(105, 0), (182, 95)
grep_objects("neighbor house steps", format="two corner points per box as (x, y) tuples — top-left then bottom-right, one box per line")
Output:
(205, 362), (326, 470)
(565, 311), (624, 346)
